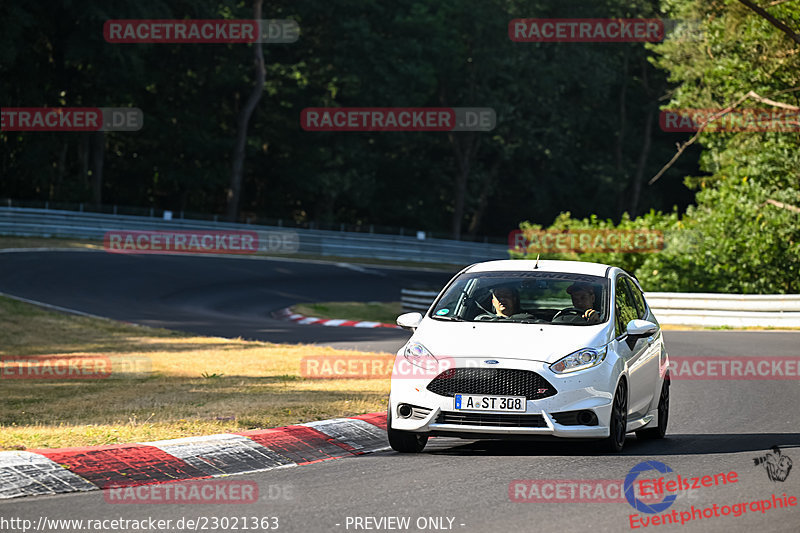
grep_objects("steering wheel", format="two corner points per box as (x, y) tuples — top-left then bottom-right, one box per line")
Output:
(552, 307), (584, 320)
(552, 307), (591, 324)
(474, 313), (502, 321)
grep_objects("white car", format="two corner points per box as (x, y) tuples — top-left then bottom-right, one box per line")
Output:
(388, 259), (670, 453)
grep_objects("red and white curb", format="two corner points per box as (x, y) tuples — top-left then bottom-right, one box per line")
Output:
(272, 307), (401, 329)
(0, 412), (387, 500)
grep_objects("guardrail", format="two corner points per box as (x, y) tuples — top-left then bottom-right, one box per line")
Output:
(400, 289), (441, 312)
(400, 289), (800, 328)
(645, 293), (800, 328)
(0, 207), (508, 265)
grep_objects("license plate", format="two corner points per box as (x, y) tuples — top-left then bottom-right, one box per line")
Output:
(454, 394), (526, 412)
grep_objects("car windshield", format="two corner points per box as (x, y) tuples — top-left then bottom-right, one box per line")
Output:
(430, 271), (609, 325)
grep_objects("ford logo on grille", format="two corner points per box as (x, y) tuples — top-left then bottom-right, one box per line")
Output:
(484, 360), (500, 364)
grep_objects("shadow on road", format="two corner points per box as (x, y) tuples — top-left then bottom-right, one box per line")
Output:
(424, 433), (800, 457)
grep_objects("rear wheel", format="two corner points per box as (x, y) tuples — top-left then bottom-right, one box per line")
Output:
(387, 408), (428, 453)
(636, 378), (669, 440)
(600, 380), (628, 453)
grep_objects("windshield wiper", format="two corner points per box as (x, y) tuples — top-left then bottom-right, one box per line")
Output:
(433, 315), (465, 321)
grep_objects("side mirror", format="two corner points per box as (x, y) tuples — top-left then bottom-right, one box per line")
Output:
(396, 312), (423, 331)
(627, 319), (658, 337)
(625, 319), (658, 349)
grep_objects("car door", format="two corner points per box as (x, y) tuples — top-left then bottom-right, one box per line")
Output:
(611, 275), (655, 418)
(625, 277), (662, 412)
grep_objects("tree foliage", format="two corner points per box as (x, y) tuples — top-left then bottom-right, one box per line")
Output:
(1, 0), (697, 239)
(516, 0), (800, 293)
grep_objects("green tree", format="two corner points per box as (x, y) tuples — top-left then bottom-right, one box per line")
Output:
(514, 0), (800, 293)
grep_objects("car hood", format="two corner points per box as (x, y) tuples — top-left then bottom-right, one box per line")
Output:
(408, 320), (611, 364)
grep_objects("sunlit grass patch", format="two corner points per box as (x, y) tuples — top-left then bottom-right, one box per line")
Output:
(291, 301), (403, 324)
(0, 295), (392, 450)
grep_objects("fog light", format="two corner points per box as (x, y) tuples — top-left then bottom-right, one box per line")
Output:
(576, 410), (598, 426)
(398, 404), (413, 418)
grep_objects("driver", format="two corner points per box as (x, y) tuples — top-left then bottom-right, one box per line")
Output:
(491, 287), (520, 317)
(566, 282), (602, 324)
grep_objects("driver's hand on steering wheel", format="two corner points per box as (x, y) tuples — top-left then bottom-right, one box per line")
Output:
(583, 308), (601, 324)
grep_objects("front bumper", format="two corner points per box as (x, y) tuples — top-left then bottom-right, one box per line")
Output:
(390, 356), (618, 439)
(396, 406), (610, 439)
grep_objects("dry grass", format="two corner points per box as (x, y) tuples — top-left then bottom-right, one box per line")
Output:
(291, 301), (403, 324)
(0, 296), (392, 450)
(0, 236), (101, 250)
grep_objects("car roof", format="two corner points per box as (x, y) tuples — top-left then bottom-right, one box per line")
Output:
(464, 259), (612, 277)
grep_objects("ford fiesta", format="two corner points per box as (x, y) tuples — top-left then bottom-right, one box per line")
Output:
(388, 259), (670, 453)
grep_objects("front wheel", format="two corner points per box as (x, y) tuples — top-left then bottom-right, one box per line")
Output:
(636, 378), (669, 440)
(599, 380), (628, 453)
(387, 408), (428, 453)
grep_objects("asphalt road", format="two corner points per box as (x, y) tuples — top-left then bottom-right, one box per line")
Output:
(0, 249), (454, 351)
(1, 250), (799, 532)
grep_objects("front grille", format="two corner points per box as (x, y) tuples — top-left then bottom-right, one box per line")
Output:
(426, 368), (556, 400)
(436, 411), (547, 428)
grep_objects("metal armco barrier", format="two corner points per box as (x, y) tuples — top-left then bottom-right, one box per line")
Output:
(645, 293), (800, 328)
(400, 289), (441, 312)
(401, 289), (800, 328)
(0, 207), (508, 264)
(5, 206), (798, 327)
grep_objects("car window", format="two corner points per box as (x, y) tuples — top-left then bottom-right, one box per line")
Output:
(430, 271), (609, 325)
(624, 277), (647, 319)
(615, 275), (639, 337)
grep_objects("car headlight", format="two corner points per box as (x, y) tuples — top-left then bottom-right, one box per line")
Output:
(403, 341), (438, 369)
(550, 346), (607, 374)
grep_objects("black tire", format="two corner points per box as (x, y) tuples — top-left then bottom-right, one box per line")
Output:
(636, 378), (670, 440)
(600, 380), (628, 453)
(387, 408), (428, 453)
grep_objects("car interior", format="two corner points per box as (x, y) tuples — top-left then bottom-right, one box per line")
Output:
(446, 278), (607, 324)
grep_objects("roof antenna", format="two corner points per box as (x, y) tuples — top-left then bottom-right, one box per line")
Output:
(534, 253), (540, 269)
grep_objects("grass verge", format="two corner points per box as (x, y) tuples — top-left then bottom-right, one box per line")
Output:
(290, 301), (403, 324)
(0, 236), (101, 250)
(0, 295), (392, 450)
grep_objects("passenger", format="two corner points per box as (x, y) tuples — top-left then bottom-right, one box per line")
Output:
(565, 282), (601, 324)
